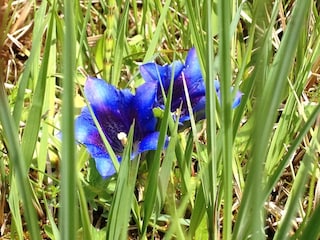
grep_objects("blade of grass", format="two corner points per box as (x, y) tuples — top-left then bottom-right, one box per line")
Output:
(217, 0), (233, 239)
(77, 178), (93, 240)
(264, 103), (320, 199)
(76, 0), (92, 67)
(21, 7), (54, 167)
(143, 0), (171, 61)
(43, 193), (60, 240)
(8, 179), (24, 240)
(37, 6), (57, 186)
(157, 114), (180, 210)
(111, 1), (129, 85)
(12, 1), (48, 127)
(105, 123), (138, 240)
(189, 182), (206, 238)
(0, 86), (41, 239)
(296, 203), (320, 240)
(185, 0), (205, 60)
(141, 59), (176, 237)
(273, 130), (318, 240)
(59, 0), (77, 238)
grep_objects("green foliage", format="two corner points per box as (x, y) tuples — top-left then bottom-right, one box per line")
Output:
(0, 0), (318, 239)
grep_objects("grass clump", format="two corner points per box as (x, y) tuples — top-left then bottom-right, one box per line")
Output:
(0, 0), (319, 239)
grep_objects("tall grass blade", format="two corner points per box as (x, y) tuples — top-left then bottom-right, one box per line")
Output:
(21, 7), (54, 168)
(12, 1), (48, 127)
(59, 0), (77, 238)
(143, 0), (171, 61)
(217, 0), (233, 238)
(141, 60), (175, 237)
(274, 132), (318, 239)
(105, 124), (138, 240)
(112, 1), (129, 85)
(297, 203), (320, 240)
(265, 104), (320, 197)
(0, 86), (41, 239)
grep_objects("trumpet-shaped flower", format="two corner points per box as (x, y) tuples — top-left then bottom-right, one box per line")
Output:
(75, 77), (161, 178)
(140, 48), (242, 124)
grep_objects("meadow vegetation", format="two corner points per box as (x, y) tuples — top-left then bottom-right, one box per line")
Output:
(0, 0), (319, 239)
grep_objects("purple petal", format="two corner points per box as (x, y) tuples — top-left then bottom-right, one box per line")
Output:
(82, 77), (137, 152)
(94, 156), (121, 179)
(85, 76), (134, 118)
(164, 61), (184, 90)
(232, 91), (243, 108)
(140, 63), (168, 82)
(214, 80), (220, 92)
(134, 82), (158, 136)
(75, 107), (102, 147)
(136, 132), (163, 154)
(81, 139), (121, 178)
(140, 61), (183, 86)
(192, 96), (206, 120)
(184, 48), (203, 84)
(75, 106), (126, 153)
(167, 49), (205, 113)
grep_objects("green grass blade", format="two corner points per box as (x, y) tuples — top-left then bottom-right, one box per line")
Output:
(12, 1), (48, 127)
(158, 117), (179, 209)
(143, 0), (171, 61)
(29, 5), (57, 188)
(21, 8), (54, 167)
(296, 203), (320, 240)
(0, 86), (41, 239)
(264, 103), (320, 199)
(43, 193), (60, 240)
(105, 124), (138, 240)
(217, 0), (233, 238)
(77, 178), (92, 240)
(185, 0), (204, 57)
(111, 1), (129, 85)
(274, 133), (317, 240)
(141, 59), (175, 237)
(8, 179), (24, 239)
(59, 0), (77, 238)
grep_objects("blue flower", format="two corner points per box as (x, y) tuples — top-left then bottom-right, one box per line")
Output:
(140, 48), (242, 124)
(75, 77), (161, 178)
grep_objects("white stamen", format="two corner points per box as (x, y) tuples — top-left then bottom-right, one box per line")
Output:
(117, 132), (128, 146)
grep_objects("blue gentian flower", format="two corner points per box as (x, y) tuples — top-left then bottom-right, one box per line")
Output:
(75, 76), (161, 178)
(140, 48), (242, 124)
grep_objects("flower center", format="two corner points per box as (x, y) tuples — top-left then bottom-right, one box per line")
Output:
(117, 132), (128, 146)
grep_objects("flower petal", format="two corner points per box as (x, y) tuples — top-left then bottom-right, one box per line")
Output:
(140, 63), (168, 83)
(184, 48), (203, 85)
(192, 96), (206, 120)
(94, 156), (121, 179)
(163, 61), (185, 90)
(134, 82), (158, 137)
(136, 132), (163, 154)
(232, 91), (243, 108)
(140, 61), (183, 85)
(85, 76), (134, 119)
(83, 77), (138, 152)
(80, 139), (120, 178)
(214, 80), (220, 92)
(75, 106), (126, 153)
(166, 49), (205, 113)
(75, 107), (102, 147)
